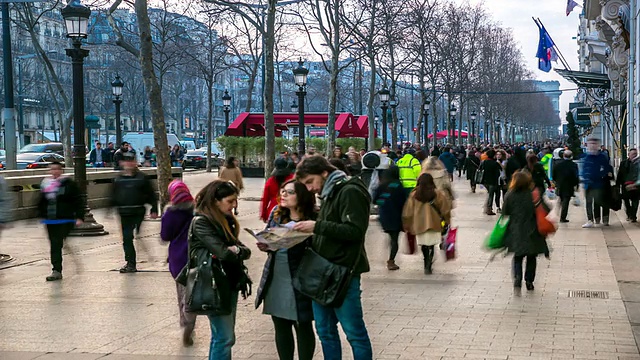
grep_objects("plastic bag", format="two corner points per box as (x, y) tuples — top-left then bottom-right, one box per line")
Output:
(444, 227), (457, 261)
(572, 196), (581, 207)
(485, 216), (509, 250)
(545, 188), (557, 200)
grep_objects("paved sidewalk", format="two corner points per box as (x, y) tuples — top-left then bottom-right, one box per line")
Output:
(1, 173), (640, 359)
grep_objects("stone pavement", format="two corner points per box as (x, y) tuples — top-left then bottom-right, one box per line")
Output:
(1, 171), (640, 360)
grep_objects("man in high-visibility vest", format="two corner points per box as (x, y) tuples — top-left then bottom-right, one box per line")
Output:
(397, 148), (422, 254)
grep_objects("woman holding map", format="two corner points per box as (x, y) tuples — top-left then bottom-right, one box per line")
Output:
(255, 180), (317, 360)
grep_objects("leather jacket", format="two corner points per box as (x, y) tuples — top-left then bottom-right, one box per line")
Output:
(188, 213), (251, 289)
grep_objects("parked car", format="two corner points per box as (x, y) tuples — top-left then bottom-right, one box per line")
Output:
(183, 150), (207, 169)
(196, 147), (224, 168)
(1, 152), (65, 170)
(19, 142), (64, 155)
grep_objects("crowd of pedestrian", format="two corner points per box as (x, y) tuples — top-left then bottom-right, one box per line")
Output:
(4, 134), (640, 360)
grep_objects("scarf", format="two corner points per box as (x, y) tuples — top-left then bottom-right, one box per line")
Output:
(320, 170), (347, 200)
(42, 177), (62, 201)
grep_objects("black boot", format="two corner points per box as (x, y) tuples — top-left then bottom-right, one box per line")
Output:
(422, 246), (432, 275)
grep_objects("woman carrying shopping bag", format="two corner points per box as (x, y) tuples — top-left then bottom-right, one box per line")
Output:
(402, 173), (452, 274)
(502, 171), (550, 295)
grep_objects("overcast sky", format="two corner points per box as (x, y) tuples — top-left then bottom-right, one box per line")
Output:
(464, 0), (582, 121)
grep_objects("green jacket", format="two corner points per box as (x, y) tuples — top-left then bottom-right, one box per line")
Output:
(540, 153), (553, 172)
(397, 154), (422, 188)
(312, 177), (371, 274)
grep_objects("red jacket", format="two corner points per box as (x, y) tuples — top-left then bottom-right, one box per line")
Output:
(260, 174), (294, 221)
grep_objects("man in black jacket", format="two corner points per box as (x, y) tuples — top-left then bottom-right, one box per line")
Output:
(552, 150), (580, 222)
(617, 148), (639, 222)
(482, 150), (502, 215)
(113, 142), (135, 170)
(111, 154), (158, 273)
(293, 155), (373, 360)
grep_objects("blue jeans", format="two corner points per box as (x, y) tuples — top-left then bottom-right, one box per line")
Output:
(312, 277), (372, 360)
(207, 291), (239, 360)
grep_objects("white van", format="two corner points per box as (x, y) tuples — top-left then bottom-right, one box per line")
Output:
(122, 132), (180, 164)
(179, 140), (197, 151)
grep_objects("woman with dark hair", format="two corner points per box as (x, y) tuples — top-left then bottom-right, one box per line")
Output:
(219, 157), (244, 215)
(373, 166), (407, 270)
(260, 158), (295, 222)
(189, 180), (252, 359)
(256, 180), (316, 360)
(402, 173), (452, 274)
(525, 154), (551, 196)
(503, 171), (550, 294)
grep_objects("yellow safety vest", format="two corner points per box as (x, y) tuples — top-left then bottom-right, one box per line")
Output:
(397, 155), (421, 188)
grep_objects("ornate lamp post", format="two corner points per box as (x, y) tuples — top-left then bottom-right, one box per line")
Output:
(222, 90), (231, 129)
(378, 85), (390, 145)
(423, 101), (430, 148)
(390, 96), (398, 146)
(63, 0), (107, 236)
(293, 59), (309, 155)
(111, 75), (123, 145)
(399, 117), (404, 141)
(449, 105), (457, 145)
(470, 111), (477, 146)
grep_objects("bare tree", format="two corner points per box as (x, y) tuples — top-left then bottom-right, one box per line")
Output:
(187, 2), (228, 172)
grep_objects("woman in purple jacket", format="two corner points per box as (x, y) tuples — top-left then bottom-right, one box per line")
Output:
(161, 180), (196, 346)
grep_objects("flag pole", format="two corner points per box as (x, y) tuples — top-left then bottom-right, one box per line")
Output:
(535, 17), (572, 70)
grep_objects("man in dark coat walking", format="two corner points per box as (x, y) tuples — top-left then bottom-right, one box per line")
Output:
(617, 148), (639, 222)
(552, 150), (580, 222)
(481, 150), (502, 215)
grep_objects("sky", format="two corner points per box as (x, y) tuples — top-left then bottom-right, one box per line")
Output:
(466, 0), (582, 122)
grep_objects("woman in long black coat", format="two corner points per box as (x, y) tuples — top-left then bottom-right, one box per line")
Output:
(502, 171), (550, 294)
(465, 150), (481, 193)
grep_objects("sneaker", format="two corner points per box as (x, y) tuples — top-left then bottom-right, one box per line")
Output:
(632, 219), (638, 223)
(46, 270), (63, 281)
(386, 260), (400, 271)
(582, 221), (594, 228)
(486, 211), (496, 216)
(560, 219), (570, 223)
(119, 264), (137, 273)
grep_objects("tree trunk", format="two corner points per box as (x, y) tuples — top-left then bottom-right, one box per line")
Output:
(245, 72), (257, 112)
(431, 86), (438, 147)
(206, 79), (214, 172)
(327, 61), (338, 153)
(135, 0), (171, 208)
(367, 53), (376, 151)
(263, 0), (277, 178)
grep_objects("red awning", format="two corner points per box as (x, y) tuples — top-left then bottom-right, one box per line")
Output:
(224, 112), (371, 138)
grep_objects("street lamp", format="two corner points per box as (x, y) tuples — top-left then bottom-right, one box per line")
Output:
(470, 111), (477, 145)
(390, 96), (398, 146)
(111, 75), (123, 145)
(222, 89), (231, 129)
(423, 101), (430, 148)
(292, 58), (308, 155)
(378, 85), (390, 145)
(399, 117), (404, 141)
(449, 105), (457, 144)
(589, 108), (602, 127)
(63, 0), (106, 236)
(374, 114), (379, 139)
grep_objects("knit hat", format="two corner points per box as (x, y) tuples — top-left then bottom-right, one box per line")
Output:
(168, 180), (193, 205)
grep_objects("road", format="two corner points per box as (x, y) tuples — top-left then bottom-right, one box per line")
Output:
(1, 171), (640, 359)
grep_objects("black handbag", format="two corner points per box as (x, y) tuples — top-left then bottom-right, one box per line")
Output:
(474, 162), (485, 184)
(183, 248), (232, 316)
(293, 247), (357, 308)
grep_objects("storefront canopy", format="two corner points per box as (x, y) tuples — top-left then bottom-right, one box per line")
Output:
(224, 112), (372, 138)
(428, 130), (475, 139)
